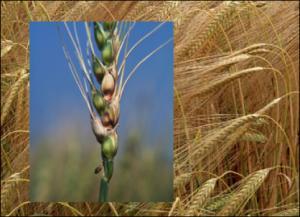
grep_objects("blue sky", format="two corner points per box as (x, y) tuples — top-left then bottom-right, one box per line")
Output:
(30, 22), (173, 155)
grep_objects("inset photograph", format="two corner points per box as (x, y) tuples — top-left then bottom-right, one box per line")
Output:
(30, 21), (173, 202)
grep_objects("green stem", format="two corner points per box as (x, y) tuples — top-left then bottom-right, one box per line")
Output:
(105, 159), (114, 181)
(99, 177), (109, 202)
(99, 157), (114, 202)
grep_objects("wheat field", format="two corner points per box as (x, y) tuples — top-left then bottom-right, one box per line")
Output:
(1, 1), (299, 216)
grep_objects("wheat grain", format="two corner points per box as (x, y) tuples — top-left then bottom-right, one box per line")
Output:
(1, 40), (14, 57)
(177, 1), (249, 61)
(1, 172), (21, 215)
(186, 178), (217, 216)
(186, 115), (259, 167)
(193, 67), (265, 97)
(1, 70), (28, 126)
(174, 173), (192, 189)
(1, 166), (29, 215)
(218, 168), (271, 216)
(205, 194), (231, 213)
(239, 132), (267, 143)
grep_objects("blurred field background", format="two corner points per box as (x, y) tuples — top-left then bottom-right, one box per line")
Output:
(1, 1), (299, 216)
(29, 22), (173, 202)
